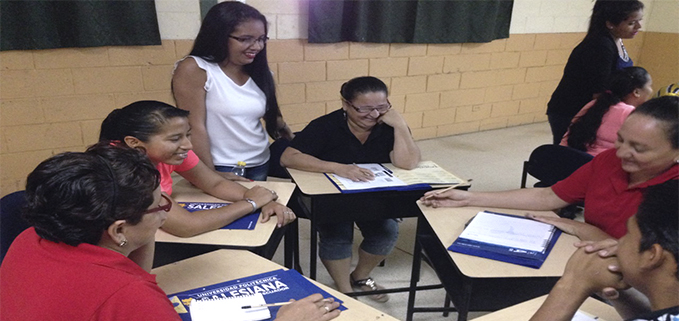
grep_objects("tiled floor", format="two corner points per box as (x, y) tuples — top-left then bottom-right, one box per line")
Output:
(271, 122), (554, 320)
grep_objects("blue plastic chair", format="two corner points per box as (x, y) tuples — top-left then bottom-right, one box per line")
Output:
(1, 191), (30, 263)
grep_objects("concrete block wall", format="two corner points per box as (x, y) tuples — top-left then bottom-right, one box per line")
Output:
(3, 0), (676, 196)
(0, 33), (647, 195)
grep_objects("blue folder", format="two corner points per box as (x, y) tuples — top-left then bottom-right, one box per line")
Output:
(448, 211), (561, 269)
(167, 269), (346, 321)
(178, 202), (259, 230)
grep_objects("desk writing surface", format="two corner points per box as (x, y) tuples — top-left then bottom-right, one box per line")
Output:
(286, 168), (341, 195)
(419, 205), (579, 278)
(287, 162), (465, 196)
(470, 295), (622, 321)
(155, 178), (295, 247)
(153, 249), (399, 321)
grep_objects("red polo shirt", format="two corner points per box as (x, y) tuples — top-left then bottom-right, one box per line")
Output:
(0, 228), (181, 321)
(551, 148), (679, 238)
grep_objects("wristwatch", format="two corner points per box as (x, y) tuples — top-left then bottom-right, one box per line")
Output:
(244, 198), (257, 213)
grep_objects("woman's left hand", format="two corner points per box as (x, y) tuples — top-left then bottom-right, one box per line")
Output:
(377, 109), (407, 129)
(261, 202), (297, 227)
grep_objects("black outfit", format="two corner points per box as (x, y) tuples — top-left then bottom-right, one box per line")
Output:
(290, 109), (394, 164)
(626, 306), (679, 321)
(289, 109), (398, 260)
(547, 33), (618, 144)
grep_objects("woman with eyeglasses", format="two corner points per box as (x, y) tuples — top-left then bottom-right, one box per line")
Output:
(172, 1), (293, 181)
(280, 76), (421, 302)
(0, 143), (183, 320)
(0, 143), (339, 321)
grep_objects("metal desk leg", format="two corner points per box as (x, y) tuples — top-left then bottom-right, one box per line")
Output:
(310, 219), (318, 280)
(406, 228), (423, 321)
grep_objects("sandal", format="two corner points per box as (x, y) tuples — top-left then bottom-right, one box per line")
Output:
(350, 273), (389, 303)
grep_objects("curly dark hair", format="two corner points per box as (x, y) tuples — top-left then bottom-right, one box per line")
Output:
(23, 143), (160, 246)
(631, 96), (679, 149)
(340, 76), (389, 102)
(567, 66), (649, 151)
(99, 100), (189, 144)
(636, 180), (679, 279)
(187, 1), (283, 139)
(587, 0), (644, 38)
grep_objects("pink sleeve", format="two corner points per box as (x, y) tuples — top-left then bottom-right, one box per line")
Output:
(174, 150), (200, 172)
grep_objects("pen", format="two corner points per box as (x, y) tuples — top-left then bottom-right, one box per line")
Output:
(241, 302), (291, 309)
(242, 298), (334, 309)
(423, 179), (473, 200)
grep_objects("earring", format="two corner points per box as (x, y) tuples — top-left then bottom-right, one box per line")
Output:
(119, 239), (128, 247)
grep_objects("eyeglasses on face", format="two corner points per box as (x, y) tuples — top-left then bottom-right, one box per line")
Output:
(228, 35), (269, 46)
(143, 194), (172, 214)
(343, 99), (392, 114)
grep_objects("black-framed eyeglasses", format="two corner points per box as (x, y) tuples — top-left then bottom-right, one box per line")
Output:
(228, 35), (269, 46)
(143, 194), (172, 214)
(343, 99), (392, 114)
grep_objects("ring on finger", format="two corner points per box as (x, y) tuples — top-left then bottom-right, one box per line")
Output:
(323, 306), (330, 313)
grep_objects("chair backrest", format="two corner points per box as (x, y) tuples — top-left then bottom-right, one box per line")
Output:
(268, 138), (292, 179)
(522, 145), (594, 188)
(1, 190), (30, 263)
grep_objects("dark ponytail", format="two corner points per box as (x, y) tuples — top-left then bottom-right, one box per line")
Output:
(567, 67), (649, 151)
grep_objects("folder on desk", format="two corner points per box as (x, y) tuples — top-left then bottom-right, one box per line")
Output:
(326, 161), (468, 193)
(178, 202), (259, 230)
(448, 211), (561, 269)
(167, 269), (346, 321)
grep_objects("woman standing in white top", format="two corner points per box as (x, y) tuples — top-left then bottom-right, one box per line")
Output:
(172, 1), (293, 181)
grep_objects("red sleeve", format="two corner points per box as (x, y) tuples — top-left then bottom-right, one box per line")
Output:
(550, 157), (595, 204)
(174, 150), (200, 173)
(96, 281), (182, 321)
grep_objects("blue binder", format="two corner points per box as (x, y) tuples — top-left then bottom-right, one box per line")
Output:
(167, 269), (346, 321)
(448, 211), (561, 269)
(178, 202), (259, 230)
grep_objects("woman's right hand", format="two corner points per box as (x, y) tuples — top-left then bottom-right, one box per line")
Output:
(275, 294), (340, 321)
(334, 164), (375, 182)
(243, 186), (276, 208)
(420, 189), (471, 208)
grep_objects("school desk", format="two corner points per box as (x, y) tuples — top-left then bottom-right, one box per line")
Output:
(153, 249), (400, 321)
(470, 294), (621, 321)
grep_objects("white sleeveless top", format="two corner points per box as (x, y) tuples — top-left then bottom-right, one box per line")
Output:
(182, 56), (270, 167)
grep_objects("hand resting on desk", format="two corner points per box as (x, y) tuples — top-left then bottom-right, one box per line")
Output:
(276, 294), (341, 321)
(419, 188), (471, 208)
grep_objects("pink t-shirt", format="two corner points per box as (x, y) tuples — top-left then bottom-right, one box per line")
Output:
(561, 100), (635, 156)
(156, 150), (200, 195)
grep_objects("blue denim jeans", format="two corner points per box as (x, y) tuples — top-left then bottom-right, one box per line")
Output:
(215, 162), (269, 181)
(317, 219), (399, 260)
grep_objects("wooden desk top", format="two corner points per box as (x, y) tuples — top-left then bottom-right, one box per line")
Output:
(153, 249), (399, 321)
(155, 178), (295, 247)
(418, 205), (580, 278)
(286, 168), (340, 195)
(470, 294), (622, 321)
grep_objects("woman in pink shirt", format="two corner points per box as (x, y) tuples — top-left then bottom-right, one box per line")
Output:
(561, 66), (653, 156)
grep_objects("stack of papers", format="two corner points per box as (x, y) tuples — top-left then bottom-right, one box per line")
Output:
(326, 161), (467, 193)
(448, 211), (561, 268)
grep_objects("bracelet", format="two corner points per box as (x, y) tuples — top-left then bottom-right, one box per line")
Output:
(244, 198), (257, 213)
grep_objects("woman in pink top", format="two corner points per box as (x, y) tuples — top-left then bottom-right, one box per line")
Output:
(561, 66), (653, 156)
(99, 101), (296, 238)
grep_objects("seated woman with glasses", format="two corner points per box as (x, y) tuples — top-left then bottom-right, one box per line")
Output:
(0, 143), (341, 321)
(0, 143), (182, 320)
(280, 76), (421, 302)
(172, 1), (294, 181)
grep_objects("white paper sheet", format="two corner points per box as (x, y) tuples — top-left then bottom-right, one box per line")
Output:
(189, 293), (271, 321)
(328, 163), (407, 190)
(459, 211), (555, 252)
(572, 310), (600, 321)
